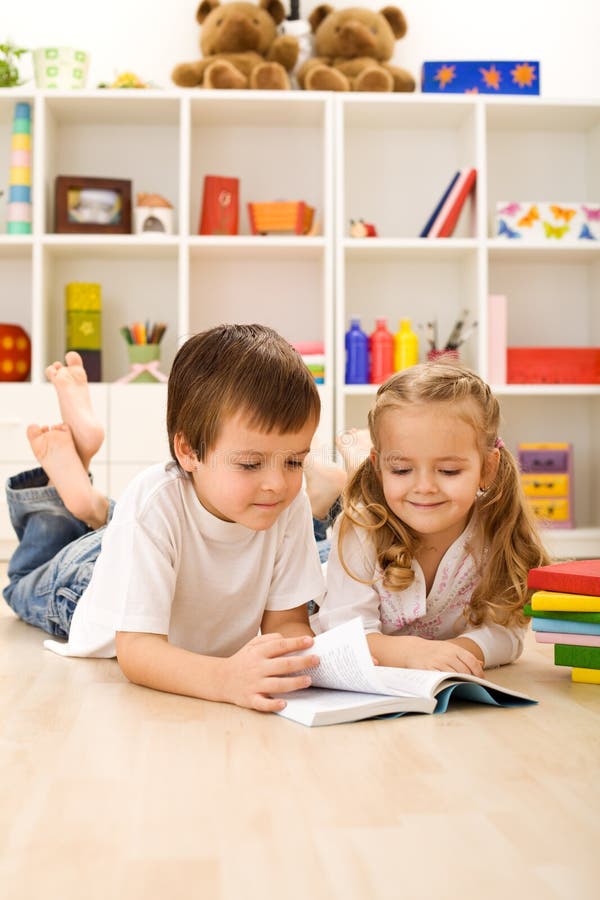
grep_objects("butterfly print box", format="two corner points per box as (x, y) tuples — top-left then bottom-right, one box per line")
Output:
(495, 202), (600, 241)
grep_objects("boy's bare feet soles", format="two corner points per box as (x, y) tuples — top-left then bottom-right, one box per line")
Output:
(305, 452), (347, 520)
(336, 428), (372, 478)
(27, 423), (109, 530)
(45, 351), (104, 469)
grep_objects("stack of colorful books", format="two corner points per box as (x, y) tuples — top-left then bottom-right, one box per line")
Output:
(525, 560), (600, 684)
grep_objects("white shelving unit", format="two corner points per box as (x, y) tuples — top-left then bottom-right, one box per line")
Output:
(1, 89), (599, 559)
(0, 89), (335, 556)
(335, 94), (600, 560)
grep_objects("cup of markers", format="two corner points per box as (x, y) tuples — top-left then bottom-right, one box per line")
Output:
(117, 321), (168, 383)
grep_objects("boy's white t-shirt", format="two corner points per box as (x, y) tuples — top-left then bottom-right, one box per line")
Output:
(44, 462), (325, 659)
(314, 513), (525, 668)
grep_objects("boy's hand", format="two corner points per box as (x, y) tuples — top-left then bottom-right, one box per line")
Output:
(221, 633), (319, 712)
(400, 636), (484, 678)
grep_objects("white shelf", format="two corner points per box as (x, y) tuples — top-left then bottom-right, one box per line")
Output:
(488, 240), (600, 262)
(343, 238), (478, 261)
(1, 91), (599, 558)
(188, 235), (326, 260)
(542, 528), (600, 560)
(41, 234), (181, 259)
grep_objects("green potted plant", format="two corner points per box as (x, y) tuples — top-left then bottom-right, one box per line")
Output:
(0, 41), (28, 87)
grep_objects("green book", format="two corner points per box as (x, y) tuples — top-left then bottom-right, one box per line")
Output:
(554, 644), (600, 669)
(523, 603), (600, 624)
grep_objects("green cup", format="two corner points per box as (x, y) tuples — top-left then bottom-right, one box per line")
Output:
(127, 344), (161, 382)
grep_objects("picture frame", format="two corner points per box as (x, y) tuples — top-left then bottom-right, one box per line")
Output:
(54, 176), (132, 234)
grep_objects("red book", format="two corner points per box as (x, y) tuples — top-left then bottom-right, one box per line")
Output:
(427, 167), (477, 238)
(199, 175), (239, 235)
(527, 560), (600, 597)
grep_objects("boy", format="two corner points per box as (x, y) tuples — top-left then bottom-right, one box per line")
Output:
(3, 324), (325, 713)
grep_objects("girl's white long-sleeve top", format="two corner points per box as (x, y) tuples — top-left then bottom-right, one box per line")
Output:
(314, 513), (525, 669)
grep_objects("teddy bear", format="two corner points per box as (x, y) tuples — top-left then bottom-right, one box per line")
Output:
(297, 5), (415, 92)
(171, 0), (299, 90)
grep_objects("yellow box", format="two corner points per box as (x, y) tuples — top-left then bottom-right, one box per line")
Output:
(521, 473), (569, 497)
(65, 283), (101, 350)
(65, 283), (101, 311)
(528, 497), (570, 522)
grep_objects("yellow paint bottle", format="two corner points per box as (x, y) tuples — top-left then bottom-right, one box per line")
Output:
(394, 319), (419, 370)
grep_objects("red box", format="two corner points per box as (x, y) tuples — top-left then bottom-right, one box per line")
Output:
(507, 348), (600, 384)
(199, 176), (239, 235)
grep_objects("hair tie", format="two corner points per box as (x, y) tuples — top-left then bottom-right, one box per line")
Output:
(495, 437), (505, 449)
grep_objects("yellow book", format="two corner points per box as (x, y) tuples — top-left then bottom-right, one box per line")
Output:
(531, 590), (600, 613)
(571, 667), (600, 685)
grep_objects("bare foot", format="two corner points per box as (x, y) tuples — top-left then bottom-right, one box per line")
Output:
(336, 428), (372, 478)
(45, 351), (104, 468)
(304, 442), (347, 520)
(27, 423), (109, 529)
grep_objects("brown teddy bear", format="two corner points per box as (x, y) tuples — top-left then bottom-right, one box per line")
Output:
(297, 5), (415, 92)
(171, 0), (299, 90)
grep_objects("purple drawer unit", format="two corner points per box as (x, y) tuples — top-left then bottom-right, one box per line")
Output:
(518, 449), (569, 473)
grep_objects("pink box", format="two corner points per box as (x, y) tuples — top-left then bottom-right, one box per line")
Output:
(487, 294), (507, 384)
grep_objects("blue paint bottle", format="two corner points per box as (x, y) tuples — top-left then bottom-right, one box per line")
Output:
(345, 316), (369, 384)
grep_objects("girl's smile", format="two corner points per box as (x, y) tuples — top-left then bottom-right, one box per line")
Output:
(373, 402), (496, 552)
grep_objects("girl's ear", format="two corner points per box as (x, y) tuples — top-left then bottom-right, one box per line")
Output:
(369, 447), (381, 475)
(481, 447), (500, 489)
(174, 433), (199, 472)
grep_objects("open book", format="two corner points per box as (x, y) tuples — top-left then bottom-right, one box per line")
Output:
(276, 618), (536, 727)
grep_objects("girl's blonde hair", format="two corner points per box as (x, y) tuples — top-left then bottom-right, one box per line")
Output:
(339, 362), (550, 629)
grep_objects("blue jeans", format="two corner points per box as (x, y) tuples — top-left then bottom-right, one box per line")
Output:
(3, 468), (114, 638)
(312, 497), (340, 564)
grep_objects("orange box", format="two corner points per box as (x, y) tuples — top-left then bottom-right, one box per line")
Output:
(247, 201), (314, 235)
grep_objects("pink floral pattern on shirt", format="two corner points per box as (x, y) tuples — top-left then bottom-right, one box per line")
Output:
(378, 521), (482, 640)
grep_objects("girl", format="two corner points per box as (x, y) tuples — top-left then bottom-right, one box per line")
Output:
(315, 362), (550, 675)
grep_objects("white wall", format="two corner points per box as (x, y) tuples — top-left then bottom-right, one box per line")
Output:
(4, 0), (599, 98)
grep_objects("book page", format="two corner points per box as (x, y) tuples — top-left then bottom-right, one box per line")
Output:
(377, 666), (448, 697)
(296, 618), (532, 703)
(304, 619), (386, 694)
(276, 688), (435, 727)
(377, 665), (534, 702)
(300, 619), (420, 697)
(304, 619), (442, 697)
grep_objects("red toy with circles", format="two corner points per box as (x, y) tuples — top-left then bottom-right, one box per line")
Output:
(0, 323), (31, 381)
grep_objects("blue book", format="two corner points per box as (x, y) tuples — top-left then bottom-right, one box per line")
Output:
(419, 171), (460, 237)
(531, 617), (600, 636)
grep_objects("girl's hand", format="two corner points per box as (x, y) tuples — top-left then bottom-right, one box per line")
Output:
(401, 636), (484, 677)
(221, 633), (319, 713)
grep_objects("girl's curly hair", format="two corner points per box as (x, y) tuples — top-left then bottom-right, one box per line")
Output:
(339, 362), (550, 629)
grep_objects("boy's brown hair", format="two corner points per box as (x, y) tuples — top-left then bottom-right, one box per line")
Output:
(167, 323), (320, 461)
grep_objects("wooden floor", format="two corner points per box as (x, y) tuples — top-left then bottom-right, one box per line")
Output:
(1, 562), (599, 900)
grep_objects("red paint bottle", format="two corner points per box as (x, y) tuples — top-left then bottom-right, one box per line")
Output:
(369, 318), (394, 384)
